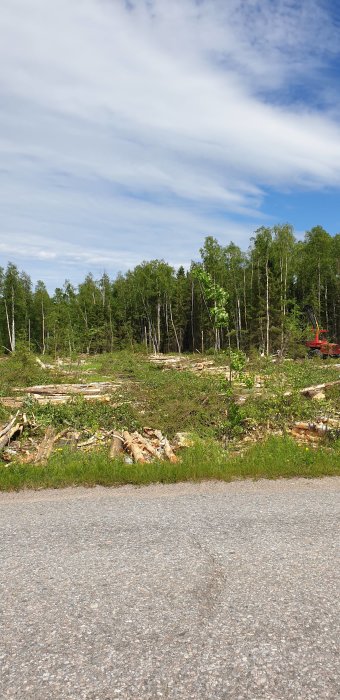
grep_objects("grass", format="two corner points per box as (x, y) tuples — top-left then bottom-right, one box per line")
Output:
(0, 436), (339, 492)
(0, 349), (339, 491)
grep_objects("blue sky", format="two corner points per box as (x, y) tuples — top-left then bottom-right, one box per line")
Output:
(1, 0), (340, 289)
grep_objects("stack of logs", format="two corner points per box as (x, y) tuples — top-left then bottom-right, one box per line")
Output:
(149, 355), (228, 374)
(0, 413), (181, 465)
(1, 382), (122, 408)
(110, 428), (178, 463)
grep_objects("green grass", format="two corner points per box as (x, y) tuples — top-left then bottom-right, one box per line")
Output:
(14, 351), (229, 439)
(0, 436), (339, 491)
(257, 355), (340, 390)
(1, 350), (340, 491)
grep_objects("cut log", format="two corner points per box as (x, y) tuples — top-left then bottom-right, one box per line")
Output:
(33, 427), (65, 464)
(0, 398), (25, 408)
(300, 379), (340, 398)
(1, 393), (113, 407)
(134, 432), (160, 458)
(109, 433), (124, 458)
(162, 437), (178, 463)
(15, 382), (120, 396)
(123, 431), (146, 463)
(294, 421), (328, 435)
(290, 428), (320, 442)
(0, 411), (20, 439)
(0, 412), (28, 452)
(143, 427), (164, 441)
(0, 421), (23, 452)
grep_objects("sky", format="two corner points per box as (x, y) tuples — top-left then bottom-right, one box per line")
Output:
(1, 0), (340, 290)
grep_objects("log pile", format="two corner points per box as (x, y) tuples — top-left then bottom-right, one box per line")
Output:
(149, 354), (185, 367)
(119, 428), (179, 463)
(148, 355), (263, 388)
(1, 382), (122, 408)
(0, 412), (29, 454)
(30, 427), (69, 465)
(149, 354), (220, 372)
(0, 413), (182, 465)
(149, 354), (227, 373)
(290, 417), (340, 444)
(284, 379), (340, 401)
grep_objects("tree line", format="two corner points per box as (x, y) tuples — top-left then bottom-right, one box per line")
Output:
(1, 225), (339, 356)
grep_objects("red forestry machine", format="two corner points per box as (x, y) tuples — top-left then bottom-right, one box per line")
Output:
(304, 305), (340, 358)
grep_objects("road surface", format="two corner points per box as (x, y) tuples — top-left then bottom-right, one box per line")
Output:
(1, 478), (339, 699)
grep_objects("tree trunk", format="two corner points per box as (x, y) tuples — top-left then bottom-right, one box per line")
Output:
(191, 280), (195, 351)
(257, 260), (264, 352)
(318, 260), (321, 319)
(4, 299), (14, 353)
(265, 256), (270, 356)
(237, 296), (242, 348)
(42, 300), (46, 355)
(243, 268), (248, 331)
(157, 300), (161, 352)
(169, 302), (181, 354)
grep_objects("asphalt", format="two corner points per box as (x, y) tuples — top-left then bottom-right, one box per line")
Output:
(0, 478), (339, 700)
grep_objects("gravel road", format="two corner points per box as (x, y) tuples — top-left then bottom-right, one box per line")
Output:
(0, 478), (339, 700)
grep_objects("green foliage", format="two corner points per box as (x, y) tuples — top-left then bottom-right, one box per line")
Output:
(230, 349), (247, 373)
(0, 348), (52, 396)
(0, 226), (339, 356)
(0, 350), (339, 491)
(192, 266), (229, 328)
(0, 436), (339, 491)
(31, 396), (141, 433)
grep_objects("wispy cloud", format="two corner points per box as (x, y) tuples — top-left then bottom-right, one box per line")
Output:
(0, 0), (339, 287)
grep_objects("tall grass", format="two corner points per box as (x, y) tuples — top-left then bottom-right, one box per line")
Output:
(0, 436), (339, 492)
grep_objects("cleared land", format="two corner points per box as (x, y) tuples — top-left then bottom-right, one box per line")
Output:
(0, 350), (340, 489)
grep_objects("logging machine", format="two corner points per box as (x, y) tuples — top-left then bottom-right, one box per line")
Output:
(304, 305), (340, 358)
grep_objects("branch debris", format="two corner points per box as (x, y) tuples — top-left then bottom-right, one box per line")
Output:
(0, 412), (183, 465)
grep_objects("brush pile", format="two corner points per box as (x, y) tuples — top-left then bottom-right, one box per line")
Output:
(0, 412), (182, 465)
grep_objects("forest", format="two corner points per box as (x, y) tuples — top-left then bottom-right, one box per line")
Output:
(1, 224), (339, 357)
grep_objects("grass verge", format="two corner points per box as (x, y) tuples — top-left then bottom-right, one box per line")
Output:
(0, 436), (339, 492)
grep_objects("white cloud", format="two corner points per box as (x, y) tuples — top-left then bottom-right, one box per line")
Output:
(0, 0), (339, 287)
